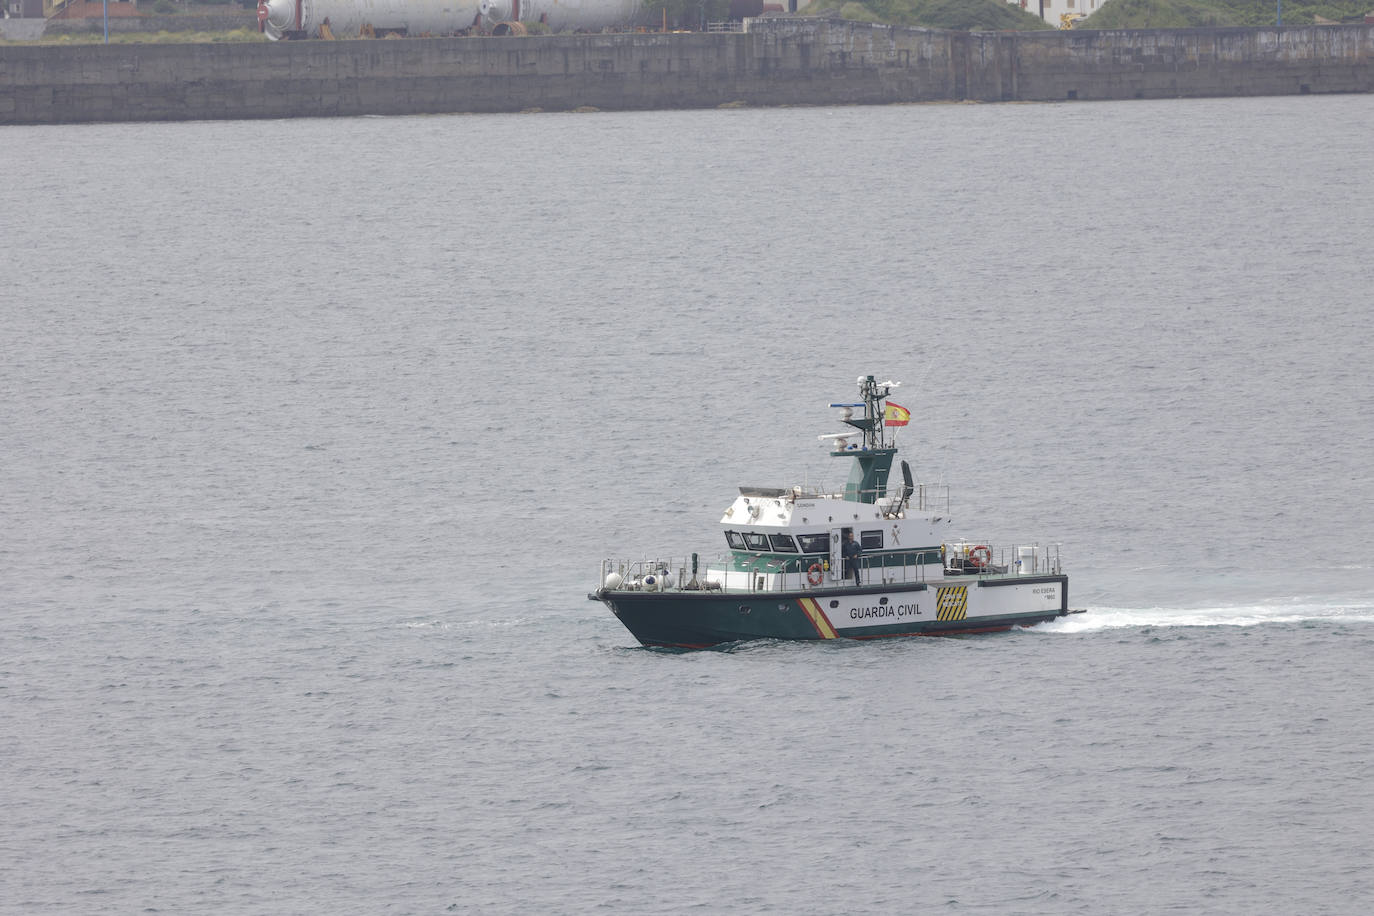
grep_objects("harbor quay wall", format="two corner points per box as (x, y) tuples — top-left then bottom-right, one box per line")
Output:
(2, 20), (1373, 125)
(984, 25), (1374, 101)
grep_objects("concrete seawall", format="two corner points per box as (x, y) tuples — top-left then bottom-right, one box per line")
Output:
(2, 19), (1372, 125)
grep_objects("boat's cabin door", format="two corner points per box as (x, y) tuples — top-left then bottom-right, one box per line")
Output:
(829, 529), (844, 581)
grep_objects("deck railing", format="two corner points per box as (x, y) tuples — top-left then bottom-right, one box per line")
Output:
(741, 483), (950, 515)
(597, 543), (1061, 595)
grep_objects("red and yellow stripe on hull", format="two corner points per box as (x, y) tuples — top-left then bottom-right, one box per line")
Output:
(796, 596), (838, 639)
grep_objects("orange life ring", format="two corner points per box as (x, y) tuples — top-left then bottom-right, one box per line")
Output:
(968, 545), (992, 568)
(807, 563), (824, 586)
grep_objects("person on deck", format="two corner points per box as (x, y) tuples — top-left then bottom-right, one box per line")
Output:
(842, 530), (862, 587)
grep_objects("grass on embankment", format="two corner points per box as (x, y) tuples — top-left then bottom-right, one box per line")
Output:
(0, 28), (264, 45)
(801, 0), (1053, 30)
(1081, 0), (1374, 28)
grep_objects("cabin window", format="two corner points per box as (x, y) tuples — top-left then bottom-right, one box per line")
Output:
(861, 530), (883, 550)
(769, 534), (798, 553)
(725, 531), (746, 550)
(796, 534), (829, 553)
(744, 532), (770, 551)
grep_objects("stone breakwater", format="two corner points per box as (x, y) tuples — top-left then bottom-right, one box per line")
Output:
(2, 19), (1372, 125)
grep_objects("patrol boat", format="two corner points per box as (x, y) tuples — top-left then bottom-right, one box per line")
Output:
(590, 375), (1079, 649)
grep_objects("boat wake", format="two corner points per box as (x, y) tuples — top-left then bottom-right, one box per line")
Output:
(1038, 601), (1374, 633)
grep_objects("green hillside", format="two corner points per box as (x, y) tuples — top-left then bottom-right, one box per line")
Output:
(792, 0), (1372, 29)
(1079, 0), (1373, 27)
(799, 0), (1054, 30)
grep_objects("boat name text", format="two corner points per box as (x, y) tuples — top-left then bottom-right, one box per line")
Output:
(849, 604), (920, 620)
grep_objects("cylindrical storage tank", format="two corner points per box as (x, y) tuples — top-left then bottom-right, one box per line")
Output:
(480, 0), (654, 32)
(478, 0), (517, 22)
(261, 0), (485, 40)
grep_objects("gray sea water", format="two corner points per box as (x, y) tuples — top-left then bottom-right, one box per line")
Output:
(3, 95), (1374, 914)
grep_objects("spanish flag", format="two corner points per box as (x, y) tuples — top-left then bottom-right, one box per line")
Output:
(884, 402), (911, 427)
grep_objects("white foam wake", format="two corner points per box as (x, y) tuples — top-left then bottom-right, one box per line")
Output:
(1037, 601), (1374, 633)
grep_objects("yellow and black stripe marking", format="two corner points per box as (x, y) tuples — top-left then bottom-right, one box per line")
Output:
(796, 597), (838, 639)
(936, 586), (969, 621)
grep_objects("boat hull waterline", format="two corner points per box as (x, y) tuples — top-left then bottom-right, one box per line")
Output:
(596, 575), (1070, 649)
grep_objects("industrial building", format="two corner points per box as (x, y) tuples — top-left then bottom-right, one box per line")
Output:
(1010, 0), (1108, 29)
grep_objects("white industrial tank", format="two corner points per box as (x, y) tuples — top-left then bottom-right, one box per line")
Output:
(260, 0), (485, 40)
(479, 0), (654, 32)
(261, 0), (654, 39)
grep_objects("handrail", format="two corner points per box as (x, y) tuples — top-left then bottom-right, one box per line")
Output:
(597, 542), (1062, 594)
(741, 483), (951, 514)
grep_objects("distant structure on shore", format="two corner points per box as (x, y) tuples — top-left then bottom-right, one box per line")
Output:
(4, 0), (48, 17)
(1008, 0), (1109, 28)
(257, 0), (660, 40)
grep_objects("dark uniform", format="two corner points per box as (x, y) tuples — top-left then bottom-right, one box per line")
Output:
(842, 533), (862, 587)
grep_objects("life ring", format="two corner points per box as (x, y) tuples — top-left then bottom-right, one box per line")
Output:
(807, 563), (824, 586)
(967, 545), (992, 568)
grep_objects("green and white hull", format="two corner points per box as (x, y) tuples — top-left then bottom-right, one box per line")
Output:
(597, 574), (1070, 649)
(590, 374), (1082, 649)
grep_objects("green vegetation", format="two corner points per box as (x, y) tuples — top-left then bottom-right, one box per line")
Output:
(639, 0), (1052, 29)
(2, 28), (264, 44)
(1080, 0), (1374, 28)
(788, 0), (1373, 30)
(804, 0), (1052, 30)
(641, 0), (731, 25)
